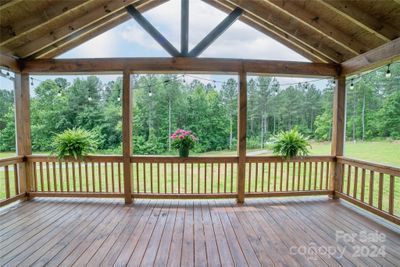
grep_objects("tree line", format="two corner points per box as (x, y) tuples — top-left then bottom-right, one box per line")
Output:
(0, 64), (398, 154)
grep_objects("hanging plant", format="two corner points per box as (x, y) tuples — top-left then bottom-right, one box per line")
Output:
(272, 129), (310, 159)
(52, 128), (98, 160)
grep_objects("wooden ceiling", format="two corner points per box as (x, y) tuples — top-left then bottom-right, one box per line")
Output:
(0, 0), (399, 63)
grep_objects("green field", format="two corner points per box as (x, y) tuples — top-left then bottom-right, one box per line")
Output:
(1, 141), (399, 216)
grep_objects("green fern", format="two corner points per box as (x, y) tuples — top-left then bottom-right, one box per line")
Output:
(272, 129), (311, 159)
(52, 128), (97, 159)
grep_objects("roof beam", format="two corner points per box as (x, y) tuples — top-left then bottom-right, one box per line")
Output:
(317, 0), (398, 42)
(217, 0), (348, 63)
(0, 0), (23, 12)
(188, 7), (242, 57)
(21, 57), (339, 77)
(0, 0), (97, 47)
(180, 0), (189, 56)
(266, 0), (369, 55)
(341, 37), (400, 76)
(126, 5), (181, 57)
(0, 52), (20, 72)
(31, 0), (167, 59)
(202, 0), (329, 63)
(11, 0), (142, 59)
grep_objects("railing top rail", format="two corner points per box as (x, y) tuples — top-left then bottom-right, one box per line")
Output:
(130, 156), (239, 163)
(337, 156), (400, 177)
(0, 156), (24, 167)
(27, 155), (123, 163)
(246, 155), (335, 163)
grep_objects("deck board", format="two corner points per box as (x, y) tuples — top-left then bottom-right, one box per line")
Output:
(0, 197), (399, 267)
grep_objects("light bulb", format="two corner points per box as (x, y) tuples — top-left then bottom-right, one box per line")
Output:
(88, 96), (92, 101)
(57, 92), (62, 97)
(117, 97), (121, 101)
(148, 91), (152, 97)
(386, 69), (391, 78)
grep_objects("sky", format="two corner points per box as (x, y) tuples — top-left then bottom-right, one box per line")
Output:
(0, 0), (332, 91)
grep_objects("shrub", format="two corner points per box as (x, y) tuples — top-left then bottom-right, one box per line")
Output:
(272, 129), (310, 159)
(52, 128), (97, 159)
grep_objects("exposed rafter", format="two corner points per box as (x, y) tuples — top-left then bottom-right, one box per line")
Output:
(317, 0), (399, 42)
(181, 0), (189, 56)
(188, 7), (242, 57)
(126, 5), (180, 57)
(266, 0), (370, 55)
(30, 0), (165, 59)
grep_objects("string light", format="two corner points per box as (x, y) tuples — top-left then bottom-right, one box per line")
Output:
(386, 64), (391, 78)
(117, 97), (121, 101)
(30, 77), (34, 86)
(350, 79), (354, 90)
(88, 96), (92, 101)
(57, 91), (62, 97)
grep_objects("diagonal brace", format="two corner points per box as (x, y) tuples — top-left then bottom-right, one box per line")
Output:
(188, 7), (243, 57)
(126, 5), (181, 57)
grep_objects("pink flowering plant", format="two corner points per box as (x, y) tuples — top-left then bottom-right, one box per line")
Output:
(170, 129), (198, 157)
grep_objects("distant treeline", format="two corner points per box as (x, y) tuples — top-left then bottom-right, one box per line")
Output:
(0, 64), (398, 153)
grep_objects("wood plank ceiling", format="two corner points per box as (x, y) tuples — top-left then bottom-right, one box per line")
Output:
(0, 0), (399, 63)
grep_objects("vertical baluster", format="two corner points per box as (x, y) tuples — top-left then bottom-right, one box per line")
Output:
(346, 165), (351, 195)
(158, 162), (161, 194)
(279, 162), (283, 191)
(98, 162), (102, 192)
(71, 162), (77, 192)
(325, 162), (330, 190)
(292, 161), (296, 191)
(14, 164), (19, 195)
(286, 162), (289, 191)
(136, 162), (140, 193)
(204, 163), (207, 194)
(389, 175), (394, 214)
(369, 171), (374, 206)
(52, 162), (57, 192)
(267, 162), (271, 192)
(59, 162), (63, 192)
(308, 162), (312, 190)
(230, 163), (234, 193)
(191, 163), (194, 194)
(150, 163), (154, 193)
(248, 163), (252, 193)
(297, 162), (301, 191)
(353, 167), (358, 198)
(178, 163), (181, 194)
(104, 162), (109, 193)
(46, 162), (51, 191)
(85, 162), (89, 192)
(111, 162), (115, 193)
(164, 163), (167, 193)
(33, 162), (38, 192)
(91, 162), (95, 192)
(261, 163), (265, 192)
(378, 173), (384, 210)
(184, 163), (187, 194)
(118, 162), (122, 193)
(79, 162), (84, 192)
(217, 163), (221, 193)
(171, 163), (174, 193)
(319, 162), (324, 190)
(254, 163), (258, 193)
(39, 162), (44, 191)
(303, 162), (306, 191)
(273, 162), (277, 192)
(313, 162), (318, 190)
(4, 166), (10, 198)
(210, 163), (214, 194)
(224, 163), (227, 193)
(198, 163), (201, 194)
(360, 168), (366, 202)
(143, 163), (147, 193)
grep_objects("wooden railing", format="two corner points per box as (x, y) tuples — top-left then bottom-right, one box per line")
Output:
(27, 155), (124, 198)
(0, 156), (26, 206)
(130, 156), (238, 198)
(245, 156), (334, 197)
(336, 156), (400, 224)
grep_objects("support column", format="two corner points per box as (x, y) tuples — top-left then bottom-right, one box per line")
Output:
(122, 69), (133, 204)
(331, 75), (346, 198)
(237, 69), (247, 203)
(14, 73), (32, 197)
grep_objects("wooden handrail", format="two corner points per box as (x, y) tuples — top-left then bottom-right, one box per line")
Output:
(131, 156), (238, 163)
(337, 156), (400, 177)
(0, 156), (24, 167)
(246, 155), (334, 163)
(27, 155), (123, 163)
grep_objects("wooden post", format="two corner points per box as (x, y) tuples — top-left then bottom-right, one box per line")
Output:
(331, 75), (346, 198)
(14, 73), (32, 198)
(237, 69), (247, 203)
(122, 69), (133, 204)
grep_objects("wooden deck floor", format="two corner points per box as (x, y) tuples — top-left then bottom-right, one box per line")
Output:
(0, 197), (399, 267)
